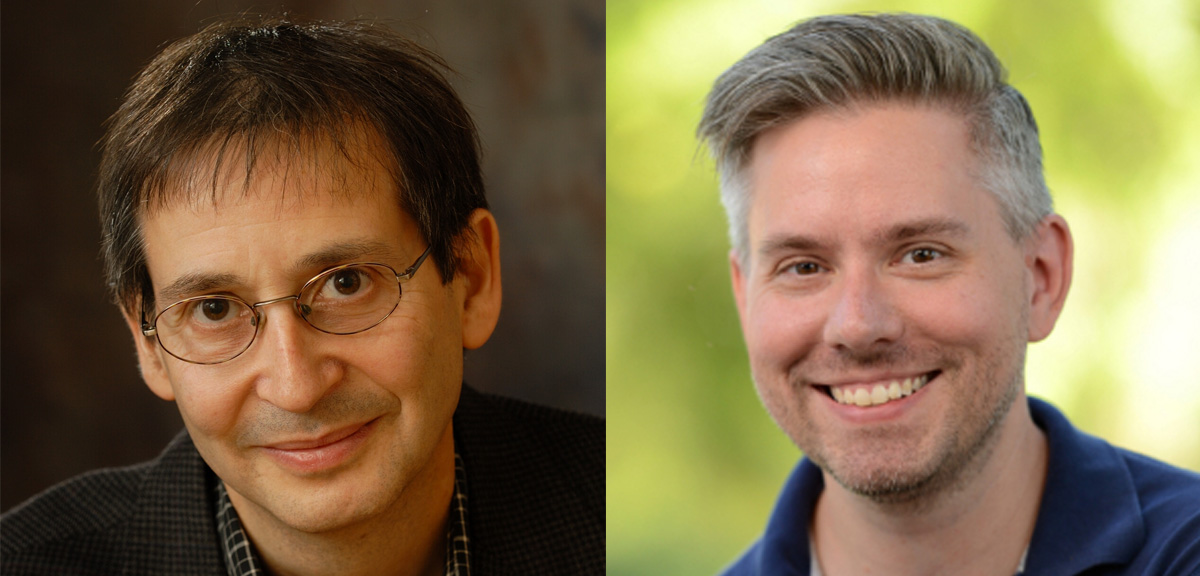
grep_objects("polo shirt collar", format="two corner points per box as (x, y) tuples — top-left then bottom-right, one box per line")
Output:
(1025, 397), (1143, 572)
(755, 455), (823, 574)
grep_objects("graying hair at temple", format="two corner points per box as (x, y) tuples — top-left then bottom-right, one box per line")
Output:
(697, 13), (1053, 264)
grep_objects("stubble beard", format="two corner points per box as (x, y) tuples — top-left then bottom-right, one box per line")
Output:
(830, 370), (1019, 510)
(759, 340), (1025, 511)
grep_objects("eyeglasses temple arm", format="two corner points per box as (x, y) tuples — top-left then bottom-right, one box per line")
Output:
(397, 246), (433, 281)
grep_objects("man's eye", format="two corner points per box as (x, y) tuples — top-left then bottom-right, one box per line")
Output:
(318, 267), (377, 299)
(788, 261), (823, 275)
(903, 247), (943, 264)
(199, 299), (230, 321)
(331, 270), (363, 295)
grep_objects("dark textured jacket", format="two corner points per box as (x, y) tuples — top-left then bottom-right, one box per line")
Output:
(1, 386), (605, 575)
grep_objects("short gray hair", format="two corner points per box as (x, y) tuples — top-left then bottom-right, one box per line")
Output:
(697, 13), (1052, 263)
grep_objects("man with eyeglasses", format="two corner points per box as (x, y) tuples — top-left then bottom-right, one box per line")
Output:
(1, 18), (603, 576)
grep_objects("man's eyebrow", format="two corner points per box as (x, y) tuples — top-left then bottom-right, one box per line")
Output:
(758, 234), (828, 259)
(156, 240), (403, 304)
(875, 218), (971, 245)
(293, 240), (403, 272)
(158, 273), (244, 304)
(756, 218), (971, 260)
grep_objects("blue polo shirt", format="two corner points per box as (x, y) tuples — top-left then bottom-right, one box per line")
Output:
(722, 398), (1200, 575)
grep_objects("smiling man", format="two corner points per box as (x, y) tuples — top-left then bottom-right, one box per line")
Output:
(0, 18), (603, 576)
(699, 13), (1200, 576)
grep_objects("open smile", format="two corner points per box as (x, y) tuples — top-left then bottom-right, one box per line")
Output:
(818, 371), (941, 408)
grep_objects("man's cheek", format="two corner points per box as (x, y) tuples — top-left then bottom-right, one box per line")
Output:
(172, 380), (245, 439)
(748, 301), (815, 373)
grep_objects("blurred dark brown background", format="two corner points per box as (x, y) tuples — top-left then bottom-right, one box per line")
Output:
(1, 0), (604, 512)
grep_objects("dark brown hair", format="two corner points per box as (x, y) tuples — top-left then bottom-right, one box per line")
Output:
(98, 17), (486, 314)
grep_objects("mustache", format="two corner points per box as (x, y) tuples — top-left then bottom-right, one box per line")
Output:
(237, 386), (396, 445)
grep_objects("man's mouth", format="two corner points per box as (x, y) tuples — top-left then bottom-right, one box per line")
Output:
(257, 418), (380, 475)
(264, 421), (372, 451)
(819, 371), (939, 407)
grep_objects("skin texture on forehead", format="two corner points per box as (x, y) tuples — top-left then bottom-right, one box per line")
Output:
(145, 124), (401, 220)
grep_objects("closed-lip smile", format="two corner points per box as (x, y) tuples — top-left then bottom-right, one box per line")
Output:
(264, 421), (373, 451)
(259, 418), (379, 474)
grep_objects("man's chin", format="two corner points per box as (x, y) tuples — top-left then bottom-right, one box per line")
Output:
(827, 464), (942, 505)
(812, 429), (992, 508)
(804, 438), (957, 506)
(277, 500), (387, 534)
(227, 469), (401, 534)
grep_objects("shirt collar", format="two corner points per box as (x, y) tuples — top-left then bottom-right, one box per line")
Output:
(214, 451), (473, 576)
(1025, 397), (1144, 572)
(446, 452), (472, 576)
(754, 455), (823, 573)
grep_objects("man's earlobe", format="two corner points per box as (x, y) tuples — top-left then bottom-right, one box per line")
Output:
(459, 209), (502, 350)
(1026, 214), (1074, 342)
(121, 305), (176, 401)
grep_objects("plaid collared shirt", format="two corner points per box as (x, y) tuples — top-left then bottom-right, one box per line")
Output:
(215, 453), (472, 576)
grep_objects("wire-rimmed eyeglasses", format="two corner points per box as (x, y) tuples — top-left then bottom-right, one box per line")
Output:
(141, 246), (431, 365)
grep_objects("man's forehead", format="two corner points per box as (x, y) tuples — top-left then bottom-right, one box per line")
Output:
(743, 103), (997, 247)
(747, 103), (974, 177)
(140, 124), (401, 218)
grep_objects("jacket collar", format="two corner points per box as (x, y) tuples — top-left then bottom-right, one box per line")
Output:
(121, 431), (225, 575)
(452, 385), (605, 574)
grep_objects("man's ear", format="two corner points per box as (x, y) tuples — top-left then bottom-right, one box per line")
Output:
(121, 304), (176, 401)
(730, 249), (749, 321)
(458, 208), (502, 350)
(1026, 214), (1074, 342)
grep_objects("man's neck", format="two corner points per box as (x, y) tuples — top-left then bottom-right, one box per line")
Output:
(228, 425), (456, 576)
(812, 394), (1048, 576)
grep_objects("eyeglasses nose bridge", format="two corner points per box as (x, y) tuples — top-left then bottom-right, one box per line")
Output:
(250, 294), (307, 327)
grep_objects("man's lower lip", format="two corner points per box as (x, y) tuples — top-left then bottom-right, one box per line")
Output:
(261, 420), (375, 475)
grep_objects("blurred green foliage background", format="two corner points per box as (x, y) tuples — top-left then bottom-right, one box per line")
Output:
(607, 0), (1200, 573)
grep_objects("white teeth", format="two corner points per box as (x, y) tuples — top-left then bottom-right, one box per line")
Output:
(854, 389), (872, 407)
(870, 385), (889, 405)
(831, 373), (933, 407)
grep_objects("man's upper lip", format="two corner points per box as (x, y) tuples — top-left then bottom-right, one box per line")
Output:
(261, 420), (372, 450)
(814, 371), (933, 387)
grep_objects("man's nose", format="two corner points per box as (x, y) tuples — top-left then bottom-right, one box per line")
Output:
(250, 303), (342, 413)
(822, 268), (904, 351)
